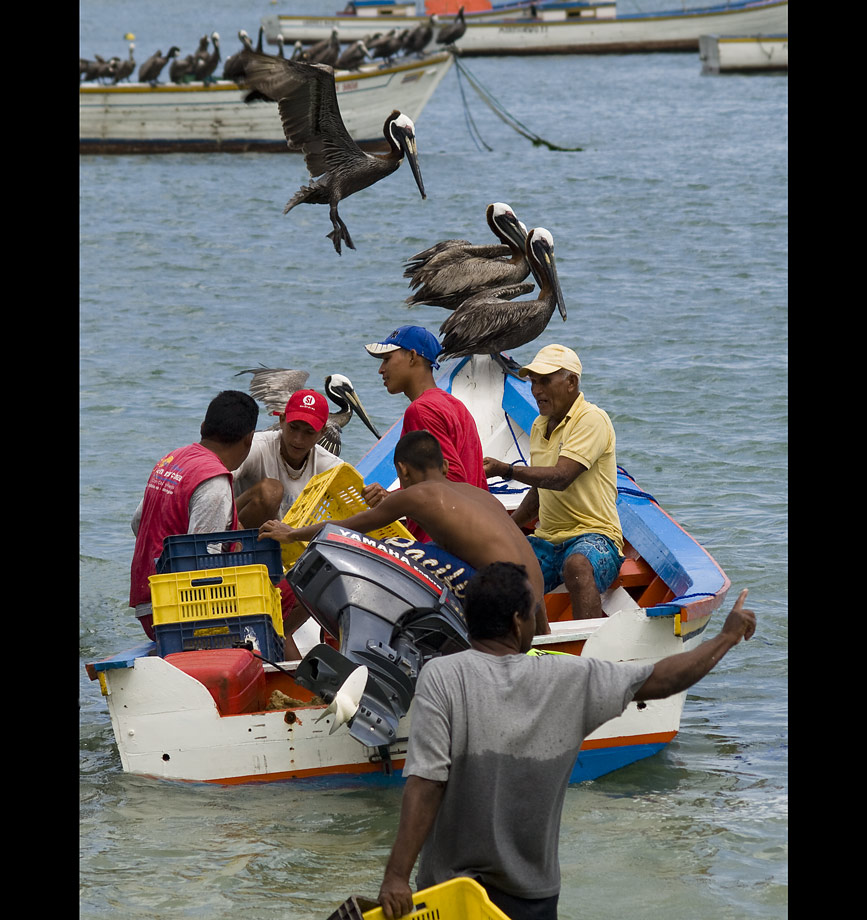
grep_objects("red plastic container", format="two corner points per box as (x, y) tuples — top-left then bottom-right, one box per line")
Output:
(165, 649), (266, 715)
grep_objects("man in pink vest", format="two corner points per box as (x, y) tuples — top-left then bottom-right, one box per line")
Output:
(129, 390), (259, 640)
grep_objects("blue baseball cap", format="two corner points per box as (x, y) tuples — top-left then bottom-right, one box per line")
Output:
(365, 325), (442, 369)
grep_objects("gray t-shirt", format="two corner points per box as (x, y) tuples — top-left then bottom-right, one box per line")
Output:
(404, 649), (653, 898)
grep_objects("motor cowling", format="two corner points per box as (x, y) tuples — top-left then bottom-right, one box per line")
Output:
(288, 524), (470, 747)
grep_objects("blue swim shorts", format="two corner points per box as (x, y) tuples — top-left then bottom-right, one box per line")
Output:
(528, 532), (623, 595)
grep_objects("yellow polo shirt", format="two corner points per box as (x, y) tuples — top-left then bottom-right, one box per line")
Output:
(530, 393), (623, 551)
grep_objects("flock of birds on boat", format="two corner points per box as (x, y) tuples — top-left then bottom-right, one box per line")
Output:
(79, 9), (469, 86)
(82, 5), (567, 412)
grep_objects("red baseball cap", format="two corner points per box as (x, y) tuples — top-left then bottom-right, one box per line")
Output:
(273, 389), (329, 432)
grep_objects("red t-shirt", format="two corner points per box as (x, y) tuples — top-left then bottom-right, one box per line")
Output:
(401, 387), (488, 541)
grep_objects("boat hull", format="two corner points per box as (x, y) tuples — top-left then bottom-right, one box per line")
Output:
(699, 32), (787, 73)
(264, 1), (788, 56)
(79, 53), (453, 154)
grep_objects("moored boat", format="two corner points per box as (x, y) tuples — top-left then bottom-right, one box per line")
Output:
(79, 51), (453, 154)
(699, 32), (787, 73)
(264, 0), (788, 57)
(85, 354), (730, 786)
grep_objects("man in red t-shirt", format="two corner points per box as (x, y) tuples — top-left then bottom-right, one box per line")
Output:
(364, 325), (488, 541)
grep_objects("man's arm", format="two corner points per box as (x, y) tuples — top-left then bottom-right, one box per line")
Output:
(483, 455), (586, 492)
(634, 589), (755, 701)
(509, 484), (539, 531)
(378, 775), (446, 920)
(258, 490), (412, 543)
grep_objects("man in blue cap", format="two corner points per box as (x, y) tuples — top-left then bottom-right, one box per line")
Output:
(364, 325), (488, 541)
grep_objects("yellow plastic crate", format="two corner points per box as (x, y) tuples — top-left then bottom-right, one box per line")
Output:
(149, 564), (284, 637)
(362, 877), (510, 920)
(281, 462), (413, 569)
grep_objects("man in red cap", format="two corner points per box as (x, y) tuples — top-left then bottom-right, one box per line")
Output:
(231, 388), (341, 528)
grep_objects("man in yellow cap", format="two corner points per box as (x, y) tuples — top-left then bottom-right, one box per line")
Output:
(483, 344), (623, 619)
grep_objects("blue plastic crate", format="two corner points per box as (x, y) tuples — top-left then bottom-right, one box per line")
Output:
(154, 613), (285, 662)
(156, 529), (284, 584)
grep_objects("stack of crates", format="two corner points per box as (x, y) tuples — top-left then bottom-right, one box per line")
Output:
(150, 529), (285, 661)
(281, 462), (414, 570)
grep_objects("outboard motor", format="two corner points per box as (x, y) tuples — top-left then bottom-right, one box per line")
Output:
(288, 524), (470, 748)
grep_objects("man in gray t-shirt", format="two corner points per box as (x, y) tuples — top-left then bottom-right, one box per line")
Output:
(378, 563), (756, 920)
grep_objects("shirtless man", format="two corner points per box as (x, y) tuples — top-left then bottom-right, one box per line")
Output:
(259, 430), (550, 648)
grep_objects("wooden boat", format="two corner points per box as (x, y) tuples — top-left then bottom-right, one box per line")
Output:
(85, 354), (730, 785)
(699, 32), (787, 73)
(264, 0), (788, 57)
(79, 51), (453, 154)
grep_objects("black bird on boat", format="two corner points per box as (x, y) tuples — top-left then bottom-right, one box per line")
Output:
(306, 29), (341, 66)
(436, 7), (467, 47)
(438, 227), (566, 362)
(113, 43), (136, 83)
(402, 17), (436, 55)
(335, 40), (369, 71)
(193, 32), (221, 83)
(222, 30), (254, 82)
(137, 46), (179, 85)
(242, 51), (426, 255)
(404, 202), (530, 310)
(236, 367), (382, 455)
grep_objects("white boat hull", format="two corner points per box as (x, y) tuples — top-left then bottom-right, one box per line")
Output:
(264, 1), (788, 56)
(79, 52), (453, 154)
(699, 32), (787, 73)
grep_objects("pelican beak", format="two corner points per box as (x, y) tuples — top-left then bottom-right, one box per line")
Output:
(541, 246), (567, 322)
(399, 130), (426, 200)
(342, 386), (382, 440)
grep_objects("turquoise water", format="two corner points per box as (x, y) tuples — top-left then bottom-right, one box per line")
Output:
(80, 2), (787, 916)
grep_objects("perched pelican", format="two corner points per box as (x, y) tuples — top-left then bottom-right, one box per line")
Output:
(236, 367), (382, 455)
(242, 51), (426, 255)
(336, 39), (368, 71)
(436, 6), (466, 46)
(112, 43), (136, 83)
(222, 30), (254, 82)
(438, 227), (566, 362)
(169, 48), (196, 83)
(193, 32), (221, 82)
(306, 29), (341, 66)
(404, 202), (530, 310)
(137, 47), (179, 85)
(402, 17), (436, 55)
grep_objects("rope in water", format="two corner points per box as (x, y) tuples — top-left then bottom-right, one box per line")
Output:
(453, 55), (584, 153)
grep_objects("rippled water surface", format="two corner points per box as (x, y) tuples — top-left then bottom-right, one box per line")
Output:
(80, 1), (787, 916)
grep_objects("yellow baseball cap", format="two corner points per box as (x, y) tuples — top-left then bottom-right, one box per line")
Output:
(518, 344), (582, 378)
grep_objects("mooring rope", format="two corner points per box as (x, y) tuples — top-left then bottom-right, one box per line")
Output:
(453, 55), (584, 152)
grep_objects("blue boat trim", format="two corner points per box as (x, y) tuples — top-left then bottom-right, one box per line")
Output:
(88, 640), (157, 674)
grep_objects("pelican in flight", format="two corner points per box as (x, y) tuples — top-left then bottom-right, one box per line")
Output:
(438, 227), (566, 362)
(404, 202), (529, 310)
(242, 51), (426, 255)
(236, 367), (382, 455)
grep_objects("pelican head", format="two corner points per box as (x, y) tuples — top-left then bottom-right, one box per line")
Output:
(325, 373), (382, 439)
(527, 228), (567, 321)
(387, 111), (426, 200)
(488, 202), (528, 252)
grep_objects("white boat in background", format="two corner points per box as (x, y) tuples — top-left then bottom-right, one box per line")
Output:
(79, 51), (453, 154)
(699, 32), (787, 73)
(264, 0), (788, 56)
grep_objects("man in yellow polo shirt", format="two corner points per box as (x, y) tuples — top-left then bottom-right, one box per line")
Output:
(483, 344), (623, 619)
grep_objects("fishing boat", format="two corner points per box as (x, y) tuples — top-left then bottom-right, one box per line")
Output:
(79, 50), (453, 154)
(85, 354), (731, 785)
(264, 0), (788, 57)
(699, 31), (787, 73)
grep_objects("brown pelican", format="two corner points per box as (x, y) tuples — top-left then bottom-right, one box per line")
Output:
(306, 29), (341, 66)
(336, 40), (368, 71)
(138, 47), (179, 85)
(222, 30), (254, 82)
(169, 49), (196, 83)
(438, 227), (566, 361)
(368, 29), (404, 62)
(436, 7), (467, 47)
(402, 17), (436, 55)
(236, 367), (382, 455)
(404, 202), (530, 310)
(112, 43), (136, 83)
(193, 32), (221, 83)
(242, 51), (426, 255)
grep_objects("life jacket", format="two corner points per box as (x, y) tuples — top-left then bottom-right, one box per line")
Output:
(129, 443), (239, 608)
